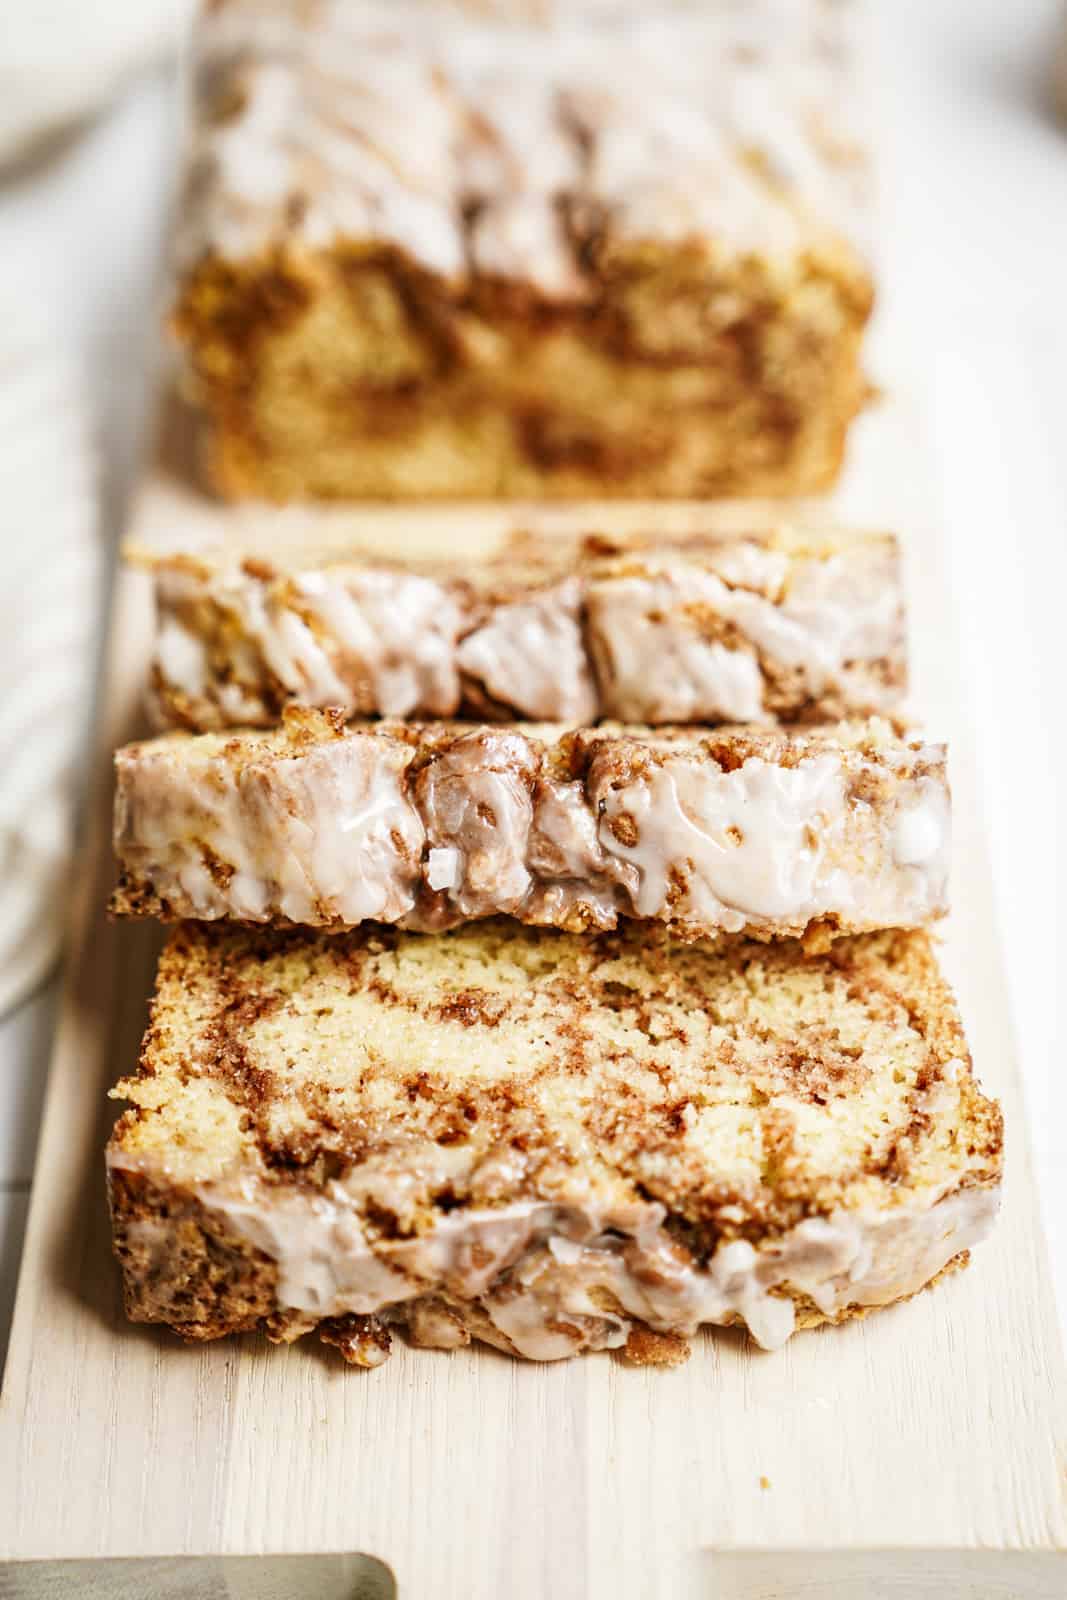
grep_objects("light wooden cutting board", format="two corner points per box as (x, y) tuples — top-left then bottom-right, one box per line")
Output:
(0, 370), (1065, 1598)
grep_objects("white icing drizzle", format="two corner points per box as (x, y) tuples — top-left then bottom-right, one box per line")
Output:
(586, 542), (901, 724)
(892, 775), (949, 868)
(113, 725), (950, 935)
(149, 536), (902, 731)
(468, 193), (585, 300)
(155, 613), (210, 701)
(179, 0), (870, 283)
(455, 577), (598, 722)
(226, 577), (349, 707)
(295, 570), (463, 718)
(412, 728), (537, 917)
(595, 753), (851, 929)
(778, 549), (903, 685)
(588, 569), (770, 722)
(114, 731), (424, 925)
(121, 1161), (998, 1360)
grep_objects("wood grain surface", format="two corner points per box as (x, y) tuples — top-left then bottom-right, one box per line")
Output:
(0, 374), (1065, 1598)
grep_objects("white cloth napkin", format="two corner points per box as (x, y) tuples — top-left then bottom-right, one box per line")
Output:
(0, 274), (99, 1014)
(0, 1), (192, 170)
(1054, 5), (1067, 121)
(0, 4), (195, 1013)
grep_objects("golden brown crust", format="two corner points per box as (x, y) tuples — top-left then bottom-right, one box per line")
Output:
(621, 1327), (692, 1368)
(108, 1164), (278, 1338)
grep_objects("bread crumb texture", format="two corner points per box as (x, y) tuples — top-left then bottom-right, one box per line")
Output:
(113, 920), (1000, 1232)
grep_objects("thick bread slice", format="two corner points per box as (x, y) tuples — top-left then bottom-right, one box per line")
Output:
(136, 522), (903, 731)
(108, 919), (1002, 1367)
(110, 712), (949, 942)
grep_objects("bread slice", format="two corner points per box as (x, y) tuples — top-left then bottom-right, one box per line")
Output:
(111, 712), (948, 943)
(108, 919), (1002, 1367)
(136, 522), (903, 732)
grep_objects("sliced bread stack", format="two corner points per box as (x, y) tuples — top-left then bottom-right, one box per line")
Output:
(107, 521), (1002, 1367)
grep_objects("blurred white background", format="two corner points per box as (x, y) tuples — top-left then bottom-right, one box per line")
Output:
(0, 0), (1064, 1364)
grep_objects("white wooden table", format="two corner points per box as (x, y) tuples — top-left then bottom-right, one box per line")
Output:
(1, 0), (1065, 1393)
